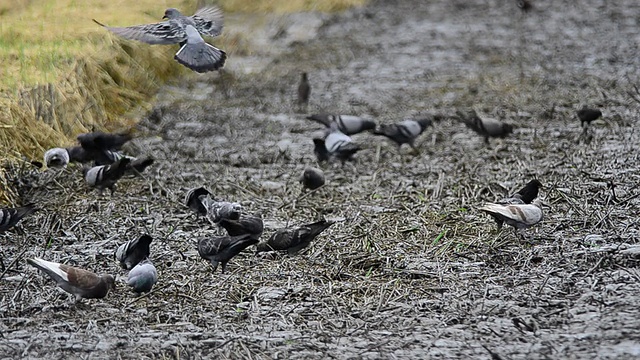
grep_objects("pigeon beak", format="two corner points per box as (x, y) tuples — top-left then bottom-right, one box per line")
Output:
(162, 15), (168, 19)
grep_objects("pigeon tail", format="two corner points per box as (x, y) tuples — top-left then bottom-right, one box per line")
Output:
(174, 26), (226, 73)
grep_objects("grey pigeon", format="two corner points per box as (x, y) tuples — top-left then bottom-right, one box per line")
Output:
(306, 114), (376, 135)
(297, 72), (310, 111)
(43, 148), (70, 168)
(480, 199), (543, 239)
(313, 130), (361, 164)
(83, 157), (132, 195)
(197, 234), (258, 273)
(0, 203), (37, 233)
(458, 110), (513, 144)
(202, 197), (243, 224)
(115, 234), (153, 270)
(126, 259), (157, 294)
(93, 7), (226, 73)
(577, 106), (602, 129)
(300, 167), (325, 190)
(185, 187), (212, 216)
(373, 118), (434, 151)
(27, 257), (115, 301)
(219, 214), (264, 240)
(256, 219), (335, 255)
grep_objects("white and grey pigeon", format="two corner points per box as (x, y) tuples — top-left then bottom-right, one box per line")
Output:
(115, 234), (153, 270)
(306, 114), (376, 136)
(373, 118), (434, 151)
(184, 187), (242, 223)
(83, 158), (132, 195)
(126, 259), (157, 294)
(44, 148), (70, 168)
(93, 7), (226, 73)
(313, 128), (361, 164)
(479, 198), (543, 239)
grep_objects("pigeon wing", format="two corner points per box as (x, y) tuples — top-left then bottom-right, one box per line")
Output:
(191, 6), (224, 37)
(93, 19), (186, 45)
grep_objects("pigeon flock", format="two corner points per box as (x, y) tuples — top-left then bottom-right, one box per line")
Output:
(0, 5), (605, 304)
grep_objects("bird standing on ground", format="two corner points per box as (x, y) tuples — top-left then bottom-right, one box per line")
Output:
(297, 72), (311, 112)
(197, 234), (258, 273)
(93, 7), (226, 73)
(219, 214), (264, 240)
(306, 114), (376, 136)
(577, 106), (602, 129)
(127, 259), (158, 294)
(115, 234), (153, 270)
(373, 118), (435, 152)
(479, 199), (543, 239)
(184, 187), (242, 222)
(256, 219), (335, 255)
(300, 167), (325, 190)
(492, 179), (542, 229)
(84, 158), (132, 195)
(457, 110), (513, 144)
(313, 129), (362, 164)
(0, 203), (37, 233)
(27, 258), (115, 301)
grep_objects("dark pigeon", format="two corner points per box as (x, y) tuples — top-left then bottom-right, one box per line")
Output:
(27, 257), (115, 301)
(77, 131), (132, 152)
(256, 219), (335, 255)
(373, 118), (433, 151)
(458, 110), (513, 144)
(306, 114), (376, 135)
(516, 0), (532, 12)
(297, 72), (310, 111)
(115, 234), (153, 270)
(83, 157), (132, 195)
(300, 167), (325, 190)
(0, 203), (37, 233)
(126, 259), (157, 294)
(577, 106), (602, 129)
(197, 234), (258, 273)
(185, 187), (212, 216)
(219, 214), (264, 240)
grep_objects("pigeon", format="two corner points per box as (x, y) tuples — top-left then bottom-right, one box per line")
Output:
(115, 234), (153, 270)
(126, 259), (158, 294)
(197, 234), (258, 273)
(43, 148), (70, 168)
(373, 118), (434, 151)
(219, 214), (264, 240)
(66, 146), (95, 163)
(516, 0), (532, 12)
(256, 219), (335, 255)
(479, 199), (543, 239)
(27, 258), (115, 301)
(458, 110), (513, 144)
(297, 72), (310, 111)
(498, 179), (543, 205)
(83, 157), (132, 194)
(306, 114), (376, 135)
(313, 130), (361, 164)
(577, 106), (602, 129)
(300, 167), (325, 190)
(77, 131), (131, 153)
(93, 7), (226, 73)
(185, 187), (212, 216)
(0, 203), (37, 233)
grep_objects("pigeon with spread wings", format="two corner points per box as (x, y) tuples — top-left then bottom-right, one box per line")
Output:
(93, 7), (226, 73)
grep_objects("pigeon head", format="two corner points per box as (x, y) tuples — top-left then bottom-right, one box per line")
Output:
(103, 274), (116, 290)
(301, 72), (308, 81)
(163, 8), (182, 19)
(502, 123), (514, 135)
(416, 118), (433, 130)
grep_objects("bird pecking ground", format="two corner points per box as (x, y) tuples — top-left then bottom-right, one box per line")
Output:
(3, 0), (640, 358)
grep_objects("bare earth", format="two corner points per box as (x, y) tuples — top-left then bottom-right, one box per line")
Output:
(3, 0), (640, 358)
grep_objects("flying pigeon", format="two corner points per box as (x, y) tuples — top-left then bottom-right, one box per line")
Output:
(197, 234), (258, 273)
(373, 118), (433, 151)
(83, 157), (132, 195)
(300, 167), (325, 190)
(115, 234), (153, 270)
(297, 72), (310, 111)
(126, 259), (157, 294)
(479, 199), (543, 239)
(306, 114), (376, 135)
(219, 214), (264, 240)
(0, 203), (37, 233)
(27, 257), (115, 301)
(577, 106), (602, 129)
(256, 219), (335, 255)
(43, 148), (70, 168)
(458, 110), (513, 144)
(77, 131), (132, 153)
(93, 7), (226, 73)
(313, 130), (361, 164)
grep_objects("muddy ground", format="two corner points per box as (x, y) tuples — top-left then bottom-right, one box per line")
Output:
(3, 0), (640, 358)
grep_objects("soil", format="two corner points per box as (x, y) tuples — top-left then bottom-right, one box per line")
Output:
(3, 0), (640, 358)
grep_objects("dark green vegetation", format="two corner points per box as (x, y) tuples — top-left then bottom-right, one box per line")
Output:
(2, 0), (640, 358)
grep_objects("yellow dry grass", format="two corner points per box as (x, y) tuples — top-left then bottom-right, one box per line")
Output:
(0, 0), (365, 205)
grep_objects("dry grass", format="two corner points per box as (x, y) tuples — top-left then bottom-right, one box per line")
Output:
(0, 0), (365, 205)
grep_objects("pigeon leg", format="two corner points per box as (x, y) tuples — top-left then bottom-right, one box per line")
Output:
(210, 260), (219, 273)
(221, 262), (228, 274)
(409, 142), (420, 155)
